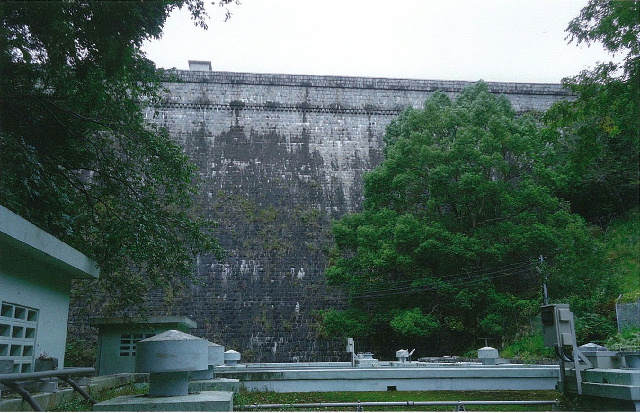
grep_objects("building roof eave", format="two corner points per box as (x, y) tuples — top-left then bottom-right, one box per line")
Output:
(0, 205), (100, 280)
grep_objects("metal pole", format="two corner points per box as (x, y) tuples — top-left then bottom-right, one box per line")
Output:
(0, 367), (95, 410)
(559, 354), (567, 393)
(58, 376), (97, 404)
(539, 255), (549, 305)
(569, 314), (587, 395)
(0, 367), (95, 382)
(615, 294), (623, 333)
(0, 381), (44, 412)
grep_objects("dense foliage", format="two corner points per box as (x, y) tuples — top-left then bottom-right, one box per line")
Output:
(544, 1), (639, 224)
(323, 0), (638, 356)
(0, 1), (238, 311)
(323, 83), (614, 355)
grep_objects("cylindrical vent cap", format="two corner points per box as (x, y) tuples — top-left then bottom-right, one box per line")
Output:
(136, 329), (208, 373)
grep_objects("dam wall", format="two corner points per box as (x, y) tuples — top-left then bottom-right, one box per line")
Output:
(137, 70), (571, 362)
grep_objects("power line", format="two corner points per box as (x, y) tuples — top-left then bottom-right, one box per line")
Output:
(197, 260), (536, 305)
(350, 268), (532, 299)
(356, 260), (531, 291)
(348, 261), (534, 300)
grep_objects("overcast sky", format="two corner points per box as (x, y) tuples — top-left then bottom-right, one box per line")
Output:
(142, 0), (613, 84)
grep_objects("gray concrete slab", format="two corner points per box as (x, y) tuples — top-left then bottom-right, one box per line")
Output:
(217, 364), (560, 392)
(93, 391), (233, 411)
(564, 368), (640, 407)
(189, 378), (240, 393)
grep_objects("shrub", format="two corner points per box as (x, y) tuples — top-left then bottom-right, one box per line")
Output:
(64, 336), (96, 367)
(500, 334), (554, 364)
(604, 329), (640, 351)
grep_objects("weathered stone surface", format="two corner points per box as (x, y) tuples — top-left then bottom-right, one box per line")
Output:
(72, 70), (573, 363)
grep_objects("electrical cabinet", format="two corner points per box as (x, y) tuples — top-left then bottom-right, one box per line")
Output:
(541, 304), (575, 348)
(346, 338), (354, 353)
(540, 303), (593, 396)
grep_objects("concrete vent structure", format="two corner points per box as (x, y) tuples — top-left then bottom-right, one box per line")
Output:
(355, 352), (379, 367)
(224, 350), (241, 366)
(478, 346), (499, 365)
(579, 343), (623, 369)
(191, 342), (225, 380)
(136, 330), (208, 396)
(396, 349), (409, 363)
(188, 60), (212, 71)
(209, 343), (225, 372)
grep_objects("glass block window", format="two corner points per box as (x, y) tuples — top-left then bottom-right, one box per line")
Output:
(0, 302), (38, 373)
(119, 333), (154, 357)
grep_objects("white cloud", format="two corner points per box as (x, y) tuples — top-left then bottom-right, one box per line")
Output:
(143, 0), (612, 83)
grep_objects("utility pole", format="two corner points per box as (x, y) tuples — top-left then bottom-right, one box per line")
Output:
(538, 255), (549, 305)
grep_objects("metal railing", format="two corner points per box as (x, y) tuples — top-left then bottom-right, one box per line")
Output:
(0, 367), (96, 412)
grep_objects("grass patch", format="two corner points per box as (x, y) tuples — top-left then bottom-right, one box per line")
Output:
(234, 390), (561, 411)
(53, 383), (148, 412)
(500, 334), (555, 364)
(559, 394), (638, 411)
(605, 328), (640, 351)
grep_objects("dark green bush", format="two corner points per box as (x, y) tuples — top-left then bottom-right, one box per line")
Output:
(64, 336), (96, 367)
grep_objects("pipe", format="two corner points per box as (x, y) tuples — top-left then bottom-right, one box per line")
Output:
(0, 367), (95, 382)
(0, 367), (96, 409)
(0, 381), (44, 412)
(556, 347), (574, 363)
(58, 376), (98, 404)
(240, 399), (559, 409)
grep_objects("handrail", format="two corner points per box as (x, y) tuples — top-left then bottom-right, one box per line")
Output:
(0, 367), (95, 382)
(0, 367), (96, 411)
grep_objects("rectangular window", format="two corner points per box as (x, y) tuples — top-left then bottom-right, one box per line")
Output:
(0, 302), (38, 373)
(119, 333), (155, 357)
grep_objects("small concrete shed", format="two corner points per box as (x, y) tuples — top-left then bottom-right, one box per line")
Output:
(0, 205), (99, 373)
(91, 316), (197, 376)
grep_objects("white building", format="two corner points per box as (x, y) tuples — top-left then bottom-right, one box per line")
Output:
(0, 205), (99, 373)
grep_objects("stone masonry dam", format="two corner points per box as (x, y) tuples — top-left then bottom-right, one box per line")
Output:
(132, 69), (572, 363)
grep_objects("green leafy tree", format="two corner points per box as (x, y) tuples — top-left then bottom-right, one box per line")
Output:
(325, 83), (608, 355)
(544, 0), (639, 224)
(389, 308), (440, 338)
(0, 1), (236, 311)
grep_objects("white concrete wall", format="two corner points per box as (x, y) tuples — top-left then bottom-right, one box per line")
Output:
(1, 251), (73, 368)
